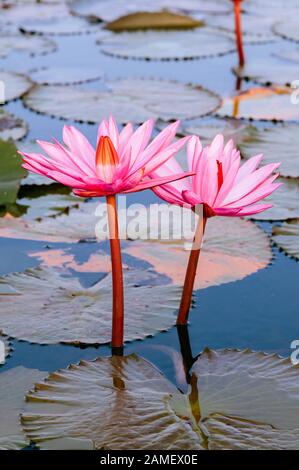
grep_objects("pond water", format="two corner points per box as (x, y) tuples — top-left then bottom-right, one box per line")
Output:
(0, 2), (299, 450)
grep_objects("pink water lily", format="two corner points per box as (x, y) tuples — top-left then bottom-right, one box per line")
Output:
(20, 116), (191, 352)
(153, 134), (281, 217)
(20, 116), (190, 197)
(152, 134), (281, 325)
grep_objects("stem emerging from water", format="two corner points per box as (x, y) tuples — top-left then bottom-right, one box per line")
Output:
(106, 194), (124, 352)
(234, 0), (245, 67)
(176, 213), (207, 325)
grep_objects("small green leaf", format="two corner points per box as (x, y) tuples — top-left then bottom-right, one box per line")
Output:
(0, 139), (26, 206)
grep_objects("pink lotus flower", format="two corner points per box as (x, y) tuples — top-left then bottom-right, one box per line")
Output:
(153, 134), (281, 217)
(20, 116), (190, 197)
(152, 133), (281, 326)
(19, 116), (192, 352)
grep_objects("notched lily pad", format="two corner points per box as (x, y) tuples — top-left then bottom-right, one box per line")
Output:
(23, 79), (220, 123)
(21, 349), (299, 450)
(0, 34), (56, 58)
(238, 124), (299, 178)
(0, 110), (28, 141)
(0, 70), (32, 104)
(0, 366), (46, 450)
(272, 219), (299, 259)
(98, 28), (236, 61)
(217, 87), (299, 121)
(22, 354), (202, 450)
(193, 348), (299, 450)
(106, 11), (203, 31)
(250, 178), (299, 221)
(29, 66), (103, 86)
(0, 267), (181, 345)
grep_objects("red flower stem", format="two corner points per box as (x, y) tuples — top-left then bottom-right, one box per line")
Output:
(176, 214), (207, 325)
(234, 0), (245, 67)
(106, 194), (124, 351)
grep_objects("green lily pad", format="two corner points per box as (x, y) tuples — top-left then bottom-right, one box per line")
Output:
(98, 28), (237, 61)
(217, 87), (299, 122)
(273, 19), (299, 43)
(0, 34), (56, 59)
(238, 124), (299, 178)
(272, 219), (299, 259)
(0, 266), (181, 345)
(21, 350), (299, 450)
(0, 110), (28, 141)
(0, 139), (26, 207)
(0, 70), (32, 104)
(29, 66), (103, 86)
(23, 79), (221, 123)
(0, 367), (46, 450)
(106, 11), (203, 31)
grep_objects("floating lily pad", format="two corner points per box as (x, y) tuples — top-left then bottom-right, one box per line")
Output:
(22, 355), (202, 450)
(98, 28), (237, 60)
(205, 415), (299, 450)
(193, 349), (299, 450)
(0, 366), (46, 450)
(238, 124), (299, 178)
(20, 15), (98, 36)
(250, 178), (299, 221)
(273, 19), (299, 43)
(21, 350), (299, 450)
(0, 267), (181, 344)
(106, 11), (203, 31)
(0, 34), (56, 58)
(71, 0), (230, 23)
(0, 2), (69, 24)
(244, 0), (299, 16)
(234, 59), (299, 88)
(217, 87), (298, 121)
(29, 66), (103, 86)
(0, 139), (27, 207)
(0, 70), (32, 104)
(181, 119), (250, 146)
(0, 110), (28, 141)
(207, 12), (276, 40)
(272, 220), (299, 259)
(124, 217), (272, 289)
(23, 79), (220, 123)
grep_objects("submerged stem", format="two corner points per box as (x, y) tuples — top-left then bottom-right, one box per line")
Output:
(106, 194), (124, 351)
(176, 213), (207, 325)
(234, 0), (245, 67)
